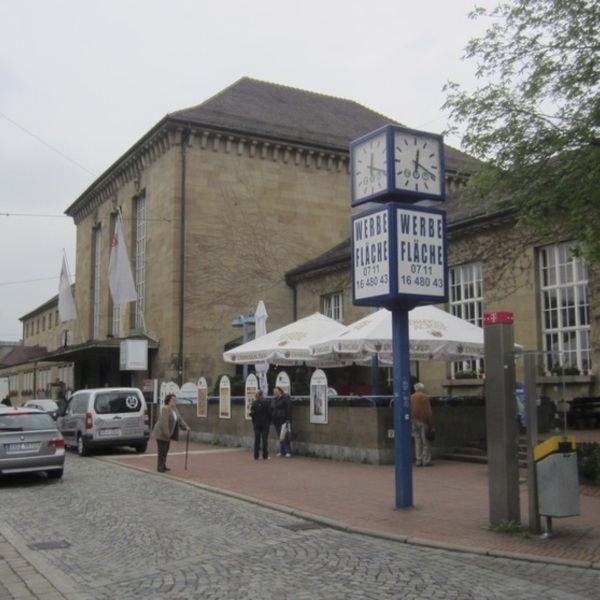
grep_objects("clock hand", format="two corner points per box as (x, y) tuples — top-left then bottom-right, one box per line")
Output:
(412, 160), (437, 181)
(412, 150), (422, 178)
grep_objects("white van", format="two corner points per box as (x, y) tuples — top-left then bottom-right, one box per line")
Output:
(57, 388), (150, 456)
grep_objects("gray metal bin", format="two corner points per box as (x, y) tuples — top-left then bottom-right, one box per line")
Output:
(534, 436), (580, 534)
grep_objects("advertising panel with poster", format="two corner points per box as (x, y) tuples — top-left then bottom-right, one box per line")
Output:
(219, 375), (231, 419)
(275, 371), (291, 395)
(160, 381), (179, 408)
(310, 369), (328, 424)
(244, 374), (258, 420)
(197, 377), (208, 418)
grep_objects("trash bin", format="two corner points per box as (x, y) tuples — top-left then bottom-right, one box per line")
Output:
(534, 435), (580, 535)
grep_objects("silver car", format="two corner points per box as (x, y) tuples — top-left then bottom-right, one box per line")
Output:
(57, 387), (150, 456)
(0, 407), (66, 479)
(23, 399), (60, 421)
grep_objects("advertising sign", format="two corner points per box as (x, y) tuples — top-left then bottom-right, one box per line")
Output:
(197, 377), (208, 418)
(310, 369), (328, 424)
(275, 371), (291, 394)
(219, 375), (231, 419)
(352, 203), (447, 307)
(119, 339), (148, 371)
(245, 373), (258, 420)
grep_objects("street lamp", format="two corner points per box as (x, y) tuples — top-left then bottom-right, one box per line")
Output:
(231, 310), (255, 379)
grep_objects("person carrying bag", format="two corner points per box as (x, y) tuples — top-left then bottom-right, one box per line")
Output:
(272, 386), (293, 457)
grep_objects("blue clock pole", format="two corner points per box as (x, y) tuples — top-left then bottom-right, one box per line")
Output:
(351, 124), (447, 511)
(392, 308), (413, 508)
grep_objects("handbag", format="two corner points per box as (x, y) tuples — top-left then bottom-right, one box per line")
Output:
(280, 421), (296, 442)
(425, 425), (435, 442)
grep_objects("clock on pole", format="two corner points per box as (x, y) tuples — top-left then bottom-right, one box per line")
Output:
(392, 127), (445, 200)
(350, 125), (446, 207)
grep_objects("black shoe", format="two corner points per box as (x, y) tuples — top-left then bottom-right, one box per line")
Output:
(164, 467), (171, 471)
(157, 468), (165, 472)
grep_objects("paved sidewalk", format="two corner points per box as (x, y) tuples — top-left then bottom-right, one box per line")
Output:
(107, 429), (600, 569)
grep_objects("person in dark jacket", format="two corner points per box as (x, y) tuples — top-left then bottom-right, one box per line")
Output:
(151, 393), (190, 472)
(250, 390), (272, 460)
(1, 394), (12, 407)
(272, 386), (293, 457)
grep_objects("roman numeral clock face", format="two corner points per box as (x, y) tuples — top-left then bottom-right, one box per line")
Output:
(394, 132), (442, 197)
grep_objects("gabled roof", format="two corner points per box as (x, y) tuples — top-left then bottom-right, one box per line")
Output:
(66, 77), (479, 216)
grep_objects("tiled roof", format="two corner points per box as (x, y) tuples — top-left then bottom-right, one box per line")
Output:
(169, 77), (476, 173)
(0, 346), (48, 368)
(286, 239), (350, 281)
(288, 193), (512, 279)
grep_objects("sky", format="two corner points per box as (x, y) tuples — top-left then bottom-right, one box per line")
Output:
(0, 0), (495, 341)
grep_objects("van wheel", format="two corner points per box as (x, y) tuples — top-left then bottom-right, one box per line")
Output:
(134, 442), (148, 454)
(77, 435), (89, 457)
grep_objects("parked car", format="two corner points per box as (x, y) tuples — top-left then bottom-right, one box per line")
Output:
(56, 387), (150, 456)
(0, 407), (65, 479)
(23, 399), (60, 421)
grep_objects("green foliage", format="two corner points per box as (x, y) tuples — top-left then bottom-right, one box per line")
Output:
(550, 364), (581, 376)
(489, 520), (522, 534)
(577, 442), (600, 485)
(454, 369), (479, 379)
(444, 0), (600, 261)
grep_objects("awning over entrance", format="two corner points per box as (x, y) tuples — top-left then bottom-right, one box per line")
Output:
(36, 337), (159, 363)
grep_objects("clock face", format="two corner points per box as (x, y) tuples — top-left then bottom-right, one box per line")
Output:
(393, 131), (442, 197)
(352, 132), (388, 203)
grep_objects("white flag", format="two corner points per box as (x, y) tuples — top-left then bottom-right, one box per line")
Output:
(108, 216), (137, 305)
(58, 256), (77, 323)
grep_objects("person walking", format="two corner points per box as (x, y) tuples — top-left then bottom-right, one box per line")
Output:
(152, 393), (190, 472)
(250, 389), (272, 460)
(272, 386), (293, 457)
(411, 382), (434, 466)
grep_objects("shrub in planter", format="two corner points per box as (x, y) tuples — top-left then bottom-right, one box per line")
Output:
(454, 370), (478, 379)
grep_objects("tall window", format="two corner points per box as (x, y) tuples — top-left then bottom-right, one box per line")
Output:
(540, 242), (590, 372)
(135, 194), (146, 330)
(449, 262), (483, 375)
(322, 292), (343, 322)
(93, 225), (102, 339)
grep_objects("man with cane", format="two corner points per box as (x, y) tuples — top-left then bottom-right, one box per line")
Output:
(151, 393), (190, 473)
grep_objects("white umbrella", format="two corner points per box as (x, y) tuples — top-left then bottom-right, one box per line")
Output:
(223, 312), (362, 367)
(309, 306), (488, 363)
(253, 301), (269, 395)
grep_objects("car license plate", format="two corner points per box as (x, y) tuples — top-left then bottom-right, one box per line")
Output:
(6, 442), (39, 452)
(98, 428), (121, 437)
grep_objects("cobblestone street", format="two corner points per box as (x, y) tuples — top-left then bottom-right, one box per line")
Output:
(1, 452), (599, 599)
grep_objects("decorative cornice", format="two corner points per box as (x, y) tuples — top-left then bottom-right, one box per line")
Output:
(66, 123), (351, 224)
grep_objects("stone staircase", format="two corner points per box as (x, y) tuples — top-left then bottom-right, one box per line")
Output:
(443, 437), (529, 468)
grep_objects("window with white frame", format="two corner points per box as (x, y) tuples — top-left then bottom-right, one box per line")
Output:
(24, 371), (33, 393)
(135, 194), (146, 330)
(93, 225), (102, 339)
(37, 368), (50, 396)
(322, 292), (343, 322)
(540, 242), (590, 373)
(449, 262), (483, 376)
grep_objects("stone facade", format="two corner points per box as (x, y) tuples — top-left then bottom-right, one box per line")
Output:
(5, 77), (479, 395)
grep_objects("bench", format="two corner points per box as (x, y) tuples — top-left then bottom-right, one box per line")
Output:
(568, 397), (600, 429)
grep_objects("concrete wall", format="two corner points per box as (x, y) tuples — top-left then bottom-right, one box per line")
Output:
(177, 398), (395, 465)
(174, 396), (554, 465)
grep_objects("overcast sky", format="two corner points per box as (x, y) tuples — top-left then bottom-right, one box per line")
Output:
(0, 0), (494, 341)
